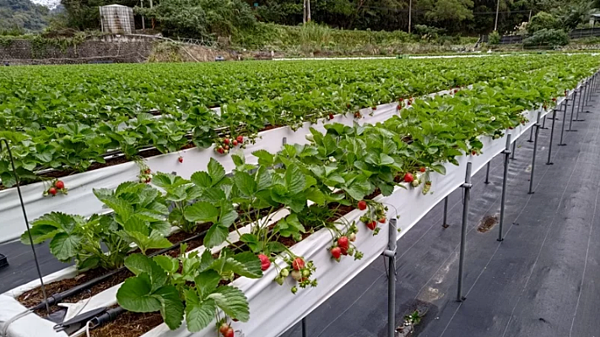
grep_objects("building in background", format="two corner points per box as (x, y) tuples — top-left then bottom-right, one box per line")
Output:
(100, 5), (135, 34)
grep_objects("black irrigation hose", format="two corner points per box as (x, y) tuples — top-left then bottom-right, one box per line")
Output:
(28, 228), (210, 311)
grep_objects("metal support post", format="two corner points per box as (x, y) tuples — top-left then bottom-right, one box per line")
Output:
(528, 111), (541, 195)
(484, 162), (491, 184)
(527, 127), (534, 142)
(567, 92), (577, 132)
(541, 115), (548, 129)
(558, 98), (568, 146)
(302, 318), (307, 337)
(575, 86), (585, 121)
(498, 134), (512, 242)
(546, 109), (557, 165)
(578, 83), (586, 115)
(442, 196), (449, 228)
(384, 218), (397, 337)
(0, 139), (49, 313)
(511, 141), (516, 160)
(457, 162), (472, 302)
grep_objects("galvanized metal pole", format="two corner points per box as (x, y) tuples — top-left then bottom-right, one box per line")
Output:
(457, 162), (472, 302)
(541, 115), (548, 129)
(528, 111), (542, 194)
(442, 196), (449, 228)
(579, 83), (587, 114)
(511, 141), (516, 160)
(0, 139), (50, 313)
(484, 162), (491, 184)
(527, 127), (534, 142)
(558, 97), (568, 146)
(498, 134), (512, 242)
(302, 318), (307, 337)
(547, 108), (557, 165)
(385, 218), (397, 337)
(567, 92), (577, 132)
(575, 86), (585, 122)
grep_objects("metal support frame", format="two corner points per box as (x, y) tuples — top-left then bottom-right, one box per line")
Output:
(558, 98), (568, 146)
(302, 318), (307, 337)
(442, 196), (449, 228)
(528, 111), (541, 195)
(511, 141), (516, 160)
(498, 134), (512, 242)
(484, 162), (491, 184)
(547, 108), (557, 165)
(384, 218), (397, 337)
(527, 127), (534, 142)
(567, 92), (577, 132)
(541, 115), (548, 129)
(456, 162), (472, 302)
(0, 139), (50, 313)
(574, 86), (586, 122)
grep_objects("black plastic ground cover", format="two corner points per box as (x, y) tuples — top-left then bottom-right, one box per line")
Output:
(2, 96), (600, 337)
(281, 97), (600, 336)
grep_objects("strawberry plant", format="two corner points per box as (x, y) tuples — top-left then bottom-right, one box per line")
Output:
(116, 245), (262, 332)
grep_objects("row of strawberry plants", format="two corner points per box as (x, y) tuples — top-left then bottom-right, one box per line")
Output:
(18, 56), (599, 337)
(0, 55), (583, 188)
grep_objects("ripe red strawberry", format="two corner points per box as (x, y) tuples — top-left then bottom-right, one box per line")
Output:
(236, 135), (243, 143)
(419, 167), (426, 173)
(224, 138), (230, 145)
(219, 323), (230, 335)
(471, 150), (477, 156)
(328, 113), (334, 120)
(407, 101), (412, 106)
(397, 105), (402, 111)
(379, 217), (386, 224)
(224, 327), (234, 337)
(48, 187), (57, 196)
(258, 254), (270, 271)
(552, 97), (557, 102)
(338, 236), (349, 249)
(358, 200), (367, 210)
(404, 172), (414, 183)
(217, 147), (224, 154)
(372, 106), (377, 110)
(232, 140), (238, 146)
(145, 178), (151, 183)
(55, 180), (65, 189)
(292, 257), (305, 271)
(453, 89), (459, 94)
(331, 247), (342, 260)
(367, 221), (377, 230)
(178, 156), (183, 163)
(340, 246), (348, 255)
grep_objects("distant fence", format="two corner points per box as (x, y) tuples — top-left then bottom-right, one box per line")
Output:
(481, 27), (600, 45)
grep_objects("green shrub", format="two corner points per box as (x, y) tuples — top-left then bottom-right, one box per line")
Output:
(523, 29), (569, 47)
(488, 31), (500, 45)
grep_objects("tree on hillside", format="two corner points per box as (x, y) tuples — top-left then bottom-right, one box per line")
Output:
(136, 0), (257, 39)
(0, 0), (51, 31)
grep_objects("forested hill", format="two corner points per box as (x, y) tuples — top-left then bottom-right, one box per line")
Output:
(0, 0), (52, 31)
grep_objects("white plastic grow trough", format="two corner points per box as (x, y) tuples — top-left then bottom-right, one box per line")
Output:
(0, 67), (587, 337)
(0, 87), (460, 244)
(0, 91), (568, 337)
